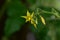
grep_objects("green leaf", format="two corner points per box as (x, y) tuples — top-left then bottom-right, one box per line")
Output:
(4, 1), (27, 37)
(7, 1), (27, 18)
(4, 18), (25, 37)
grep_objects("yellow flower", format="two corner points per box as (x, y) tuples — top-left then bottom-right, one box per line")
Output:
(21, 10), (37, 28)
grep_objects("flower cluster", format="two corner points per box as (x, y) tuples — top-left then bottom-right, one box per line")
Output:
(21, 10), (46, 29)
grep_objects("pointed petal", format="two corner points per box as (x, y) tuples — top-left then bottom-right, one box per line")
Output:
(33, 24), (37, 29)
(31, 20), (37, 29)
(27, 10), (30, 16)
(36, 18), (38, 24)
(31, 20), (33, 24)
(26, 20), (29, 22)
(21, 16), (27, 19)
(31, 19), (35, 24)
(40, 16), (46, 25)
(31, 12), (34, 17)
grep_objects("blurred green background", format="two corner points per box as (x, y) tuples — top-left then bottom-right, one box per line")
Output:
(0, 0), (60, 40)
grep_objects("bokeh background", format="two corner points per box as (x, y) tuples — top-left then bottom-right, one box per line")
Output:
(0, 0), (60, 40)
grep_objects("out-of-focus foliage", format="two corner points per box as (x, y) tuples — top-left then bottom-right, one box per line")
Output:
(4, 0), (27, 37)
(0, 0), (60, 40)
(53, 0), (60, 11)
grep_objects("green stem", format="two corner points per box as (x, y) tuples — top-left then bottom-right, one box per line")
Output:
(39, 9), (60, 18)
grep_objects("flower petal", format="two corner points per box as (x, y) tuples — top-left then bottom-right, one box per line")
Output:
(21, 16), (27, 19)
(31, 12), (34, 17)
(26, 20), (29, 22)
(33, 24), (37, 29)
(27, 10), (30, 16)
(31, 20), (37, 29)
(36, 18), (38, 24)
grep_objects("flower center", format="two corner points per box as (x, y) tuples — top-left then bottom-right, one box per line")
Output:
(27, 16), (31, 21)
